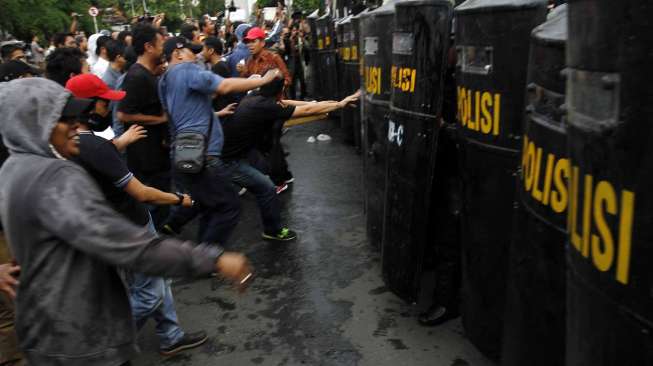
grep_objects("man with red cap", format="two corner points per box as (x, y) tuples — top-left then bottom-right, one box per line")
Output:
(65, 74), (211, 356)
(241, 27), (291, 88)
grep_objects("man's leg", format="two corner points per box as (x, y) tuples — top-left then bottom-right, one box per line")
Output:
(194, 157), (241, 244)
(268, 119), (292, 186)
(230, 158), (283, 235)
(0, 295), (24, 366)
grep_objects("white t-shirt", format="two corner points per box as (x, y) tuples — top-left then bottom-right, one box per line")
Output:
(91, 58), (110, 77)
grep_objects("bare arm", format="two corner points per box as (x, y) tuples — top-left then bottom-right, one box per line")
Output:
(281, 99), (314, 107)
(117, 111), (167, 125)
(124, 177), (192, 207)
(69, 14), (78, 33)
(291, 90), (360, 118)
(216, 69), (281, 95)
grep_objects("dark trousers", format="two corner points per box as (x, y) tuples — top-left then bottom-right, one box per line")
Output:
(223, 154), (282, 234)
(288, 57), (306, 100)
(166, 157), (240, 244)
(141, 170), (172, 228)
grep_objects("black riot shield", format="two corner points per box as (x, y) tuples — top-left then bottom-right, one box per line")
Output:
(339, 15), (355, 143)
(382, 0), (452, 303)
(317, 14), (339, 102)
(502, 5), (567, 366)
(350, 12), (363, 151)
(361, 0), (398, 249)
(566, 1), (653, 365)
(308, 10), (321, 99)
(454, 0), (547, 359)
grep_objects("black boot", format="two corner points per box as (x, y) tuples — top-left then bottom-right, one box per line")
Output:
(418, 305), (459, 327)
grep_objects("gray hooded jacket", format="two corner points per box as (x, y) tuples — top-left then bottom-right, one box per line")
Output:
(0, 78), (223, 365)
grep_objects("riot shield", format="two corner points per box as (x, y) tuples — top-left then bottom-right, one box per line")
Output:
(454, 0), (548, 359)
(307, 10), (321, 99)
(566, 0), (653, 364)
(382, 0), (452, 303)
(502, 5), (567, 366)
(361, 0), (399, 249)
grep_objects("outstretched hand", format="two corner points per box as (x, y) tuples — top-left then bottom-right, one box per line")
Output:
(341, 90), (361, 107)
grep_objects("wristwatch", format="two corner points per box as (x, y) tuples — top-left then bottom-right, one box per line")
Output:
(174, 192), (184, 206)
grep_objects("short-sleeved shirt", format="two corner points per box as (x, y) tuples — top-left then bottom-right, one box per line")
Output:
(221, 94), (295, 159)
(210, 61), (238, 114)
(158, 61), (224, 156)
(74, 131), (150, 226)
(117, 63), (170, 177)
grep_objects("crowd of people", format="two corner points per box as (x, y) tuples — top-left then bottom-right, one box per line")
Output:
(0, 8), (359, 366)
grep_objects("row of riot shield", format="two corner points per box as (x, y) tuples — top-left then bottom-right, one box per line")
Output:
(356, 0), (653, 364)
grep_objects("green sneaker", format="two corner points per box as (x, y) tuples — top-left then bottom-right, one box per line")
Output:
(262, 227), (297, 242)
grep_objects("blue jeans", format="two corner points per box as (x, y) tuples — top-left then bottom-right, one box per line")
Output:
(129, 274), (184, 349)
(222, 154), (282, 234)
(167, 156), (241, 244)
(128, 216), (183, 349)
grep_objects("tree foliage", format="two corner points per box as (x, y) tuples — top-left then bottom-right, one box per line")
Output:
(0, 0), (229, 43)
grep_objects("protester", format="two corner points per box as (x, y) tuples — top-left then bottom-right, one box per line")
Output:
(65, 74), (209, 356)
(45, 46), (89, 86)
(110, 46), (137, 138)
(118, 30), (133, 46)
(242, 27), (291, 89)
(86, 33), (101, 67)
(91, 35), (112, 77)
(0, 43), (26, 63)
(287, 25), (307, 100)
(75, 34), (88, 52)
(101, 40), (127, 88)
(226, 23), (252, 78)
(202, 36), (236, 113)
(180, 23), (200, 44)
(30, 36), (45, 67)
(0, 77), (251, 365)
(199, 15), (216, 42)
(157, 36), (286, 243)
(117, 23), (171, 226)
(52, 32), (76, 48)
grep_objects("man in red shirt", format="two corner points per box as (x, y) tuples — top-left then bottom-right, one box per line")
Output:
(241, 27), (291, 89)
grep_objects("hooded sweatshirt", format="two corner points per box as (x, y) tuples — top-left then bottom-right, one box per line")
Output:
(0, 78), (224, 365)
(226, 23), (252, 78)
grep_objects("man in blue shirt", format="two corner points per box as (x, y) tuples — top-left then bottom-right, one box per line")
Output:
(158, 37), (292, 244)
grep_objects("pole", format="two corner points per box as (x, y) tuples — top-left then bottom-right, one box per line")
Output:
(142, 0), (148, 13)
(130, 0), (136, 16)
(93, 15), (99, 34)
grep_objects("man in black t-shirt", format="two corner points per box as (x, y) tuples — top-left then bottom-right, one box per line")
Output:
(117, 23), (171, 226)
(66, 74), (209, 356)
(220, 79), (360, 241)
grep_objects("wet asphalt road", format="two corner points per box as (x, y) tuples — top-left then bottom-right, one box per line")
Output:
(133, 118), (495, 366)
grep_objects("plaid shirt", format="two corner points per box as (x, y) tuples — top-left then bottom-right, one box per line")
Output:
(242, 49), (292, 87)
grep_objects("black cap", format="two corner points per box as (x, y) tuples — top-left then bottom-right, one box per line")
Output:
(60, 96), (95, 121)
(0, 60), (42, 82)
(163, 37), (203, 60)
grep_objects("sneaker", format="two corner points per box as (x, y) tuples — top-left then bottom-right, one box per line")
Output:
(284, 172), (294, 184)
(262, 227), (297, 242)
(285, 177), (295, 184)
(275, 183), (289, 194)
(238, 187), (248, 196)
(159, 330), (208, 356)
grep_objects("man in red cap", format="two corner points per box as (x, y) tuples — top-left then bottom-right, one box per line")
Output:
(65, 74), (211, 356)
(241, 27), (291, 88)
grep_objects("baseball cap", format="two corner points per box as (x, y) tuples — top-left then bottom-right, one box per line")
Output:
(0, 60), (41, 82)
(163, 37), (203, 60)
(65, 74), (126, 101)
(244, 27), (266, 41)
(60, 96), (95, 121)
